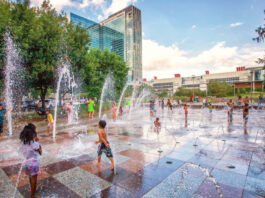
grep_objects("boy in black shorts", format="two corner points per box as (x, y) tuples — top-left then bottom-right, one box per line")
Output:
(243, 103), (249, 126)
(95, 120), (115, 171)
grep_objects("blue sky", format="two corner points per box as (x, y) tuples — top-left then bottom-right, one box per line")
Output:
(32, 0), (265, 79)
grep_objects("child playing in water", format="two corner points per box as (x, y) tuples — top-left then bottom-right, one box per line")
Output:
(66, 102), (72, 123)
(184, 104), (188, 116)
(88, 98), (95, 120)
(208, 103), (213, 113)
(154, 118), (161, 128)
(112, 102), (117, 121)
(20, 124), (42, 198)
(119, 106), (123, 116)
(227, 99), (234, 122)
(46, 110), (54, 136)
(243, 103), (249, 125)
(94, 120), (115, 171)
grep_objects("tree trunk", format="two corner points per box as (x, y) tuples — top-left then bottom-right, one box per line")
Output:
(40, 87), (47, 108)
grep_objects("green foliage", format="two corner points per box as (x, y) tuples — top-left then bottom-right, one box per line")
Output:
(80, 48), (129, 100)
(158, 90), (168, 97)
(237, 88), (246, 95)
(0, 0), (128, 108)
(207, 81), (234, 97)
(174, 87), (206, 97)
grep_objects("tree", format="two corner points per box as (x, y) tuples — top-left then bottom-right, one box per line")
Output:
(207, 81), (233, 97)
(80, 48), (129, 100)
(0, 0), (11, 92)
(15, 0), (65, 107)
(158, 90), (168, 97)
(174, 87), (206, 97)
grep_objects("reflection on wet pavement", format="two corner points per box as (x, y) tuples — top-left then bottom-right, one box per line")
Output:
(0, 107), (264, 197)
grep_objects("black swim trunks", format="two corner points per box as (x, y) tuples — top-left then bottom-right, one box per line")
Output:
(97, 142), (113, 158)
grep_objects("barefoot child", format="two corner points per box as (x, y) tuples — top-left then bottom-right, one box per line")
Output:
(94, 120), (115, 171)
(184, 104), (188, 116)
(154, 117), (161, 128)
(20, 124), (42, 198)
(243, 103), (249, 126)
(88, 98), (95, 120)
(46, 110), (54, 136)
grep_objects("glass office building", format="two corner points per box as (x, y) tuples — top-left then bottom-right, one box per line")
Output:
(68, 5), (142, 82)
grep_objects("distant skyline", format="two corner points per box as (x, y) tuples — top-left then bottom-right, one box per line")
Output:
(31, 0), (265, 80)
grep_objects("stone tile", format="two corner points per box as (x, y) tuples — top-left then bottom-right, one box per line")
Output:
(18, 176), (80, 198)
(44, 160), (76, 175)
(118, 159), (146, 173)
(118, 149), (159, 163)
(196, 178), (243, 198)
(0, 168), (23, 198)
(96, 167), (134, 185)
(80, 160), (111, 175)
(54, 167), (111, 197)
(166, 151), (195, 161)
(2, 163), (22, 176)
(90, 185), (135, 198)
(247, 160), (265, 180)
(136, 163), (175, 182)
(143, 167), (205, 198)
(242, 190), (264, 198)
(116, 173), (155, 197)
(155, 157), (184, 170)
(244, 176), (265, 197)
(211, 169), (246, 189)
(9, 167), (50, 188)
(215, 159), (249, 175)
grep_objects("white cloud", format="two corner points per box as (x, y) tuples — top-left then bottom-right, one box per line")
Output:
(30, 0), (138, 20)
(104, 0), (137, 16)
(30, 0), (106, 11)
(230, 22), (243, 27)
(143, 39), (264, 80)
(30, 0), (75, 11)
(191, 25), (196, 29)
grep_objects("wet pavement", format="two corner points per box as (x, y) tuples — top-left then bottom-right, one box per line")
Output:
(0, 106), (264, 198)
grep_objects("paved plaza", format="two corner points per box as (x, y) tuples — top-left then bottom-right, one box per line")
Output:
(0, 107), (264, 198)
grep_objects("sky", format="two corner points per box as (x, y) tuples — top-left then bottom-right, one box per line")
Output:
(31, 0), (265, 80)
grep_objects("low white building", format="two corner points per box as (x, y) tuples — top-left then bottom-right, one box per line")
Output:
(147, 66), (264, 94)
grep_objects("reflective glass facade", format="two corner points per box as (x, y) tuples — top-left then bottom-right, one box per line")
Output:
(68, 5), (142, 82)
(101, 6), (142, 82)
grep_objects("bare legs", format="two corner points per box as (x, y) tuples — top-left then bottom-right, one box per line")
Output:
(97, 156), (115, 171)
(29, 175), (38, 198)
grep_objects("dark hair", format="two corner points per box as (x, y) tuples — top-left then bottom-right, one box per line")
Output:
(46, 109), (50, 113)
(99, 120), (106, 128)
(19, 124), (37, 145)
(156, 117), (159, 121)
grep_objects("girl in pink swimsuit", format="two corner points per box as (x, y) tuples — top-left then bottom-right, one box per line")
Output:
(20, 124), (42, 198)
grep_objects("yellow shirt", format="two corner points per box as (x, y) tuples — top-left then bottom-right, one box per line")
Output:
(47, 113), (54, 123)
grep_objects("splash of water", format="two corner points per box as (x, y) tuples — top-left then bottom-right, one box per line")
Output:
(53, 61), (79, 138)
(116, 82), (128, 116)
(4, 33), (24, 136)
(99, 74), (115, 118)
(128, 82), (138, 118)
(173, 163), (223, 197)
(12, 160), (25, 198)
